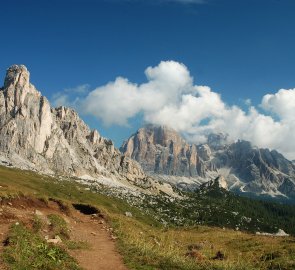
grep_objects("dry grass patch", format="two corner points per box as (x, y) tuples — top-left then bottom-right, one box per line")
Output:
(114, 216), (295, 270)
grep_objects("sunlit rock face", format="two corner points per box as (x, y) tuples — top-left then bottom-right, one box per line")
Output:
(121, 125), (295, 200)
(121, 125), (209, 177)
(0, 65), (146, 185)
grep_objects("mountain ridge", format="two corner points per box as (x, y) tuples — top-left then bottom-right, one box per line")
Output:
(2, 64), (295, 201)
(121, 124), (295, 200)
(0, 64), (174, 195)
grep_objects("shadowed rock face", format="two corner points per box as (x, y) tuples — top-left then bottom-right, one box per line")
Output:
(0, 65), (146, 184)
(121, 125), (295, 199)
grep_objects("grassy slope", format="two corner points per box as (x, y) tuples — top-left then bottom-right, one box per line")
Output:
(3, 222), (82, 270)
(0, 165), (295, 270)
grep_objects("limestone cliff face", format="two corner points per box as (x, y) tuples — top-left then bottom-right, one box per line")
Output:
(120, 125), (209, 177)
(121, 125), (295, 199)
(0, 65), (146, 184)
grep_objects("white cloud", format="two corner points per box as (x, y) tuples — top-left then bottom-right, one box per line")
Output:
(80, 61), (195, 126)
(52, 84), (90, 107)
(244, 98), (252, 106)
(58, 61), (295, 160)
(52, 93), (70, 107)
(82, 78), (140, 126)
(261, 88), (295, 121)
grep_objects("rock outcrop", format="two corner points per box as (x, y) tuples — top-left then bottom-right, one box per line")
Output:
(0, 65), (147, 186)
(120, 125), (208, 177)
(121, 125), (295, 199)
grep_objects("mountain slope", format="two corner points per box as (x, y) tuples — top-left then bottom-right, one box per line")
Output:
(0, 65), (154, 190)
(121, 125), (295, 200)
(1, 165), (295, 270)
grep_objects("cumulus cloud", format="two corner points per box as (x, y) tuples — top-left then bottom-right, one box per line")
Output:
(59, 61), (295, 160)
(81, 61), (194, 126)
(261, 88), (295, 121)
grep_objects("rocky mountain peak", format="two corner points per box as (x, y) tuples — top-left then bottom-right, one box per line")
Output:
(0, 65), (152, 191)
(147, 124), (186, 146)
(121, 124), (184, 158)
(207, 133), (229, 150)
(122, 126), (295, 200)
(4, 64), (30, 89)
(2, 64), (41, 117)
(121, 125), (206, 177)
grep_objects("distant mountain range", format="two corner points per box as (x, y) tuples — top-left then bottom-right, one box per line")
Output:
(121, 125), (295, 201)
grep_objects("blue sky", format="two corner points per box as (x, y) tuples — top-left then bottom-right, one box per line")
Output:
(1, 0), (295, 157)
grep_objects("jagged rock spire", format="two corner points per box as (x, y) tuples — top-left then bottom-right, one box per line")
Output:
(2, 64), (41, 115)
(4, 65), (30, 89)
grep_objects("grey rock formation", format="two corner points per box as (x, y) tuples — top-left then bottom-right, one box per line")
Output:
(199, 175), (228, 192)
(0, 65), (149, 187)
(216, 141), (295, 196)
(121, 125), (295, 199)
(120, 125), (209, 178)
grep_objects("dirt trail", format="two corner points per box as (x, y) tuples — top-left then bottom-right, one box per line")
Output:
(69, 210), (128, 270)
(0, 198), (128, 270)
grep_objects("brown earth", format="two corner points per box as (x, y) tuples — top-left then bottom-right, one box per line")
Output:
(0, 197), (128, 270)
